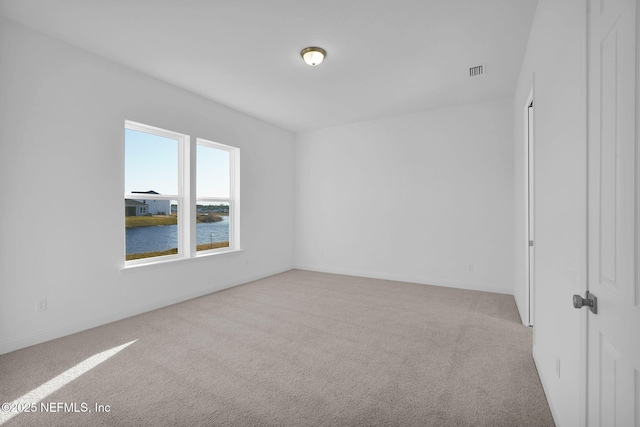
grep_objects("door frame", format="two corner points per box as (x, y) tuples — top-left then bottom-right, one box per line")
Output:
(524, 86), (535, 327)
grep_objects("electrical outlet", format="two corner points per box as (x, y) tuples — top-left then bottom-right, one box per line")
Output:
(556, 357), (561, 378)
(466, 264), (474, 271)
(36, 298), (47, 312)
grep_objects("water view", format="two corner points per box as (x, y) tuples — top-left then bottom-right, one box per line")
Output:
(126, 216), (230, 255)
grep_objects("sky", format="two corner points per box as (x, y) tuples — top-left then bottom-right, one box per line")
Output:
(197, 144), (230, 198)
(125, 128), (230, 198)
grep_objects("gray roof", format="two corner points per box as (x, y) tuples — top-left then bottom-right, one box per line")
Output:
(131, 190), (160, 195)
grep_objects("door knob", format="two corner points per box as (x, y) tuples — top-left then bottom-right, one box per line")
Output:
(573, 291), (597, 314)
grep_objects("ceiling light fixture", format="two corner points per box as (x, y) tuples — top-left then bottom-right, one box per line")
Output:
(301, 47), (326, 66)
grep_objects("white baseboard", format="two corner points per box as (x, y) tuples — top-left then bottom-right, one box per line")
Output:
(0, 266), (293, 356)
(293, 264), (513, 295)
(1, 264), (510, 355)
(533, 345), (561, 427)
(514, 292), (530, 326)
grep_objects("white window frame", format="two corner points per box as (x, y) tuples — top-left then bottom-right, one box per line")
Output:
(123, 121), (240, 267)
(194, 138), (240, 256)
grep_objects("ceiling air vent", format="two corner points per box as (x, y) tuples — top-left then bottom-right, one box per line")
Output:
(469, 65), (484, 77)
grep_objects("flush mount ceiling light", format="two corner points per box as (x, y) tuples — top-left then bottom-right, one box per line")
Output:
(301, 47), (326, 66)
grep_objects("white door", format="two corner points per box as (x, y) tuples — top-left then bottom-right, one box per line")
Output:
(586, 0), (639, 425)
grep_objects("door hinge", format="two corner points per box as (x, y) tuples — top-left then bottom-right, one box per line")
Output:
(529, 240), (534, 247)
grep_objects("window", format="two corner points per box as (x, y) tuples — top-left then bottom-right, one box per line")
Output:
(124, 121), (239, 265)
(196, 139), (235, 253)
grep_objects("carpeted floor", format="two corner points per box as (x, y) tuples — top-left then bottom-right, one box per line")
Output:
(0, 270), (554, 426)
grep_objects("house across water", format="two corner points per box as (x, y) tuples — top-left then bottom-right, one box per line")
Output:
(125, 191), (170, 216)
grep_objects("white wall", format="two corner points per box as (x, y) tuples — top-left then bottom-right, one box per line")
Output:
(0, 18), (295, 355)
(513, 1), (587, 425)
(295, 98), (514, 294)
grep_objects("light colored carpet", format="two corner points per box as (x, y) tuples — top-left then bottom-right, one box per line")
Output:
(0, 270), (554, 426)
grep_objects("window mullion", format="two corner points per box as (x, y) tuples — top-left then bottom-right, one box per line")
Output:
(181, 135), (196, 258)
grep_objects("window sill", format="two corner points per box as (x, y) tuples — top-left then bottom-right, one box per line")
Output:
(120, 248), (243, 274)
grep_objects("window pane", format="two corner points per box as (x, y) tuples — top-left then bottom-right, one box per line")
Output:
(196, 201), (230, 251)
(125, 128), (178, 195)
(125, 199), (179, 260)
(197, 144), (230, 198)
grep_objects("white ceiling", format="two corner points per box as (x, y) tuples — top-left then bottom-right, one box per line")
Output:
(0, 0), (538, 132)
